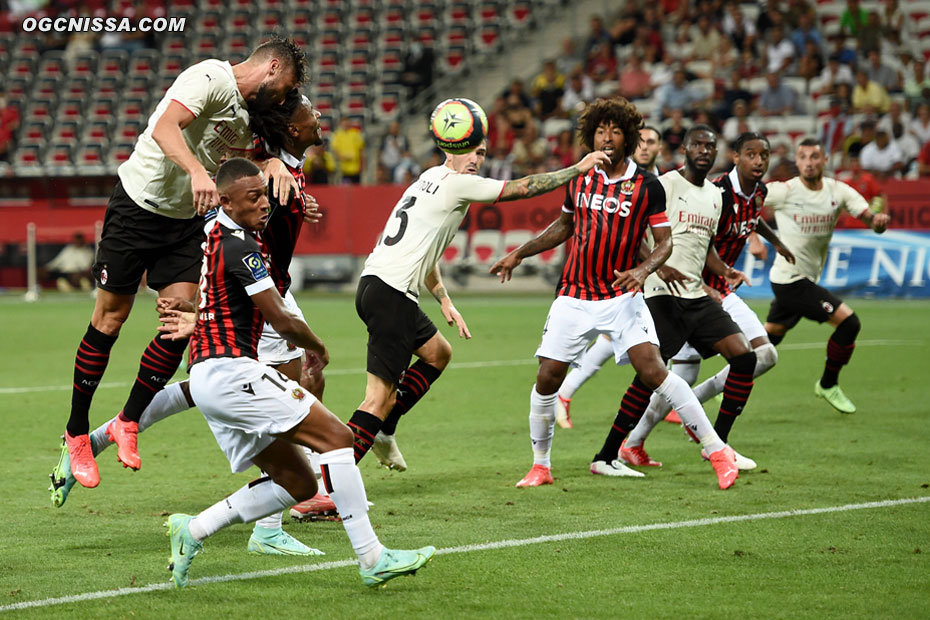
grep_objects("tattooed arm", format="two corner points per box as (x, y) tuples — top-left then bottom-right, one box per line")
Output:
(498, 151), (611, 201)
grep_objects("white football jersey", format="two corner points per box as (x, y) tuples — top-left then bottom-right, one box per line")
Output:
(361, 165), (505, 302)
(118, 59), (254, 219)
(645, 169), (722, 299)
(765, 177), (868, 284)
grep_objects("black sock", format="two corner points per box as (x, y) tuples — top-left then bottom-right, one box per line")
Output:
(347, 409), (383, 463)
(715, 351), (756, 443)
(68, 324), (118, 436)
(380, 360), (443, 435)
(594, 376), (651, 463)
(120, 334), (189, 423)
(821, 314), (860, 388)
(768, 332), (784, 346)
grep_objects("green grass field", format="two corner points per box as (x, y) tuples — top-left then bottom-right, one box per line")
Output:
(0, 292), (927, 619)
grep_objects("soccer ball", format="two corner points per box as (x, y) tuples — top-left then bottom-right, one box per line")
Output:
(429, 98), (488, 154)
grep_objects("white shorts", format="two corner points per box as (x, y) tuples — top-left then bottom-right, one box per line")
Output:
(672, 292), (767, 361)
(535, 293), (659, 367)
(257, 289), (304, 366)
(189, 357), (318, 473)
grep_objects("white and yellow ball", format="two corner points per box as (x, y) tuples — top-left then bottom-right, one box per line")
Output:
(429, 98), (488, 154)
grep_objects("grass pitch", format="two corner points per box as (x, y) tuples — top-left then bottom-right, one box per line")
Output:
(0, 292), (927, 619)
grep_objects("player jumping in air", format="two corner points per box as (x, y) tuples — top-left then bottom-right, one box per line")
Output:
(763, 138), (889, 413)
(491, 102), (739, 490)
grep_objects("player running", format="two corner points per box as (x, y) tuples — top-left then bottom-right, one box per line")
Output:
(490, 102), (739, 489)
(54, 38), (305, 490)
(51, 92), (335, 553)
(763, 138), (889, 413)
(158, 158), (434, 588)
(346, 104), (610, 472)
(622, 132), (796, 470)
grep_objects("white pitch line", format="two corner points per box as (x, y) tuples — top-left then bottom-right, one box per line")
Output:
(1, 496), (927, 613)
(0, 339), (921, 396)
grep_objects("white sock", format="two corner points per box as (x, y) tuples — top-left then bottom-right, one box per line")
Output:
(254, 513), (283, 530)
(304, 447), (329, 497)
(559, 336), (614, 400)
(670, 359), (701, 386)
(625, 392), (670, 447)
(318, 448), (383, 569)
(90, 381), (191, 457)
(692, 343), (778, 403)
(529, 385), (557, 468)
(189, 477), (296, 541)
(653, 372), (725, 454)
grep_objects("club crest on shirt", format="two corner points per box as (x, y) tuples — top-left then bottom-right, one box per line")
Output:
(291, 388), (306, 401)
(620, 180), (635, 195)
(242, 252), (269, 281)
(755, 195), (764, 208)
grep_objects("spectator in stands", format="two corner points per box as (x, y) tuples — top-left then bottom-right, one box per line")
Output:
(609, 10), (638, 48)
(41, 232), (94, 292)
(882, 0), (910, 41)
(304, 145), (335, 185)
(722, 99), (759, 143)
(690, 14), (722, 60)
(852, 67), (890, 114)
(630, 22), (665, 64)
(586, 41), (618, 84)
(819, 54), (855, 96)
(486, 95), (512, 152)
(486, 145), (515, 181)
(759, 71), (801, 116)
(502, 92), (535, 142)
(0, 90), (19, 163)
(510, 122), (548, 177)
(662, 108), (687, 153)
(582, 14), (612, 59)
(821, 97), (851, 154)
(378, 121), (409, 180)
(756, 2), (785, 40)
(618, 54), (652, 101)
(559, 66), (593, 117)
(827, 33), (857, 66)
(835, 81), (854, 110)
(330, 117), (365, 184)
(865, 49), (901, 93)
(837, 147), (887, 225)
(903, 60), (930, 107)
(722, 73), (753, 114)
(722, 2), (757, 51)
(917, 140), (930, 176)
(840, 0), (868, 37)
(909, 103), (930, 146)
(556, 37), (584, 77)
(392, 150), (421, 185)
(709, 36), (738, 81)
(877, 100), (910, 135)
(791, 10), (823, 55)
(767, 137), (799, 181)
(892, 122), (921, 173)
(399, 40), (434, 100)
(551, 129), (579, 168)
(530, 60), (565, 120)
(798, 40), (825, 83)
(765, 24), (796, 74)
(856, 11), (884, 55)
(501, 79), (533, 110)
(657, 68), (703, 118)
(843, 119), (877, 163)
(860, 127), (904, 178)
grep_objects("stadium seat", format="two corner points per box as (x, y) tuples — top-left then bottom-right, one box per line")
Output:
(70, 52), (98, 78)
(467, 229), (503, 271)
(508, 1), (534, 27)
(99, 50), (129, 79)
(441, 231), (468, 267)
(12, 143), (44, 176)
(501, 229), (534, 264)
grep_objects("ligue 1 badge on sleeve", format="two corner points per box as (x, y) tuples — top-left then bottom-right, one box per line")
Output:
(620, 181), (634, 196)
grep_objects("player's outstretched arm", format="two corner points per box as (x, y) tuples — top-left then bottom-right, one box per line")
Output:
(151, 101), (218, 215)
(497, 151), (611, 201)
(426, 265), (471, 339)
(614, 225), (672, 293)
(251, 288), (329, 368)
(490, 211), (574, 282)
(755, 220), (795, 264)
(705, 244), (751, 289)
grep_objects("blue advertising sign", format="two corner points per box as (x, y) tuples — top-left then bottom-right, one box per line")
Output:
(734, 231), (930, 299)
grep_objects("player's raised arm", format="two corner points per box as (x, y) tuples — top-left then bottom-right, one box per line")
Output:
(426, 265), (471, 339)
(490, 211), (575, 282)
(497, 151), (611, 201)
(151, 101), (218, 215)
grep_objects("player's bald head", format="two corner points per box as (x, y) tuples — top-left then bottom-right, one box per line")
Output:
(215, 158), (263, 194)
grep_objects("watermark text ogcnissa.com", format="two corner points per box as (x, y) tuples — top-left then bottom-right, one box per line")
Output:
(21, 16), (187, 33)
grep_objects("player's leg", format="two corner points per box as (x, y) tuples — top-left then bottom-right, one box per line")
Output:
(374, 324), (449, 471)
(816, 302), (860, 413)
(709, 331), (756, 449)
(555, 334), (615, 428)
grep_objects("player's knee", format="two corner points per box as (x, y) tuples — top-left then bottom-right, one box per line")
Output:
(536, 364), (567, 394)
(728, 350), (757, 375)
(179, 381), (196, 407)
(427, 337), (453, 370)
(837, 313), (861, 339)
(636, 366), (667, 391)
(330, 421), (354, 449)
(754, 343), (778, 375)
(273, 469), (318, 502)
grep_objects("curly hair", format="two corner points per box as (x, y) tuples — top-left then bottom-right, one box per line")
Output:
(575, 97), (644, 159)
(250, 36), (308, 86)
(248, 88), (302, 154)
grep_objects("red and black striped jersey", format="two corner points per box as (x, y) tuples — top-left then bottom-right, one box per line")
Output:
(703, 168), (767, 296)
(557, 160), (669, 300)
(189, 210), (276, 367)
(257, 148), (307, 296)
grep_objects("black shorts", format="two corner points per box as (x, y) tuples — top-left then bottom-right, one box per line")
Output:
(646, 295), (743, 361)
(92, 180), (205, 295)
(355, 275), (438, 385)
(766, 279), (844, 329)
